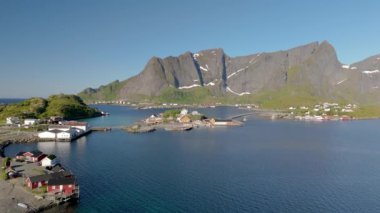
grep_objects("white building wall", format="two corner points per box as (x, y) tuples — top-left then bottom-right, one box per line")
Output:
(48, 127), (71, 131)
(41, 158), (58, 167)
(71, 125), (89, 132)
(24, 119), (37, 125)
(57, 132), (73, 140)
(38, 131), (56, 139)
(214, 122), (228, 126)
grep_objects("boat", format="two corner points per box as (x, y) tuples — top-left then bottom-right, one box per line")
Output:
(17, 203), (28, 209)
(101, 111), (110, 116)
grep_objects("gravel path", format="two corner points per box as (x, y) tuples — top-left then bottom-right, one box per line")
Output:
(0, 178), (53, 213)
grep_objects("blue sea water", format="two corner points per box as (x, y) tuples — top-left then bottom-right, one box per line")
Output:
(4, 105), (380, 212)
(0, 98), (25, 104)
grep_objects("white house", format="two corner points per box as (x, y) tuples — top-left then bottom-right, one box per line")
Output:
(180, 109), (188, 116)
(57, 130), (75, 140)
(6, 117), (20, 125)
(41, 155), (58, 167)
(38, 130), (59, 140)
(191, 111), (200, 115)
(24, 119), (39, 126)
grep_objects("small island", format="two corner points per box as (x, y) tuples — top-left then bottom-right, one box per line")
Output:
(124, 108), (242, 133)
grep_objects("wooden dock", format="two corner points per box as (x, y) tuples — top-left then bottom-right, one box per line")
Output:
(91, 127), (112, 132)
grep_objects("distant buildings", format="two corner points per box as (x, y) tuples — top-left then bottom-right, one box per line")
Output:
(6, 117), (20, 125)
(24, 119), (39, 126)
(180, 109), (188, 116)
(145, 115), (163, 125)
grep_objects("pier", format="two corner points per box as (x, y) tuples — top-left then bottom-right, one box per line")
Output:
(91, 127), (112, 132)
(228, 112), (257, 120)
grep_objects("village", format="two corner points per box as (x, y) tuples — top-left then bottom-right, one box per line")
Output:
(286, 102), (357, 121)
(0, 150), (79, 211)
(125, 108), (243, 133)
(3, 116), (92, 142)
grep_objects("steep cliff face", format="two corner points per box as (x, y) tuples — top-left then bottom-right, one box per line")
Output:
(79, 41), (380, 104)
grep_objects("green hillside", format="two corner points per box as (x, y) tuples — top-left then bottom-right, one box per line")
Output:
(0, 94), (101, 120)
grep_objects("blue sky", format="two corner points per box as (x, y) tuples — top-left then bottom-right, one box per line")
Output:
(1, 0), (380, 98)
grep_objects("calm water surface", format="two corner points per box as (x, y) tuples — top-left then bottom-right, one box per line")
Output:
(0, 98), (25, 104)
(5, 105), (380, 212)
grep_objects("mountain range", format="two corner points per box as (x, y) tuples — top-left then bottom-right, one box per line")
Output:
(79, 41), (380, 107)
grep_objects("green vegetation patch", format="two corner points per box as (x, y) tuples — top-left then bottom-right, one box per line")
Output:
(350, 106), (380, 119)
(0, 94), (100, 120)
(78, 80), (124, 101)
(251, 86), (321, 109)
(41, 94), (100, 119)
(0, 170), (8, 180)
(0, 98), (47, 119)
(154, 87), (215, 104)
(162, 109), (181, 118)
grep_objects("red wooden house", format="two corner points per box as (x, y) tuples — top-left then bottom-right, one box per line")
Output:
(47, 177), (77, 195)
(25, 171), (72, 190)
(25, 174), (51, 189)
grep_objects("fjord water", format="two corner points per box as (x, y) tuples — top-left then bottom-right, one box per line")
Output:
(5, 105), (380, 212)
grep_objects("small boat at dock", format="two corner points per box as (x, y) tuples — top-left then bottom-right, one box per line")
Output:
(101, 111), (110, 116)
(17, 203), (28, 209)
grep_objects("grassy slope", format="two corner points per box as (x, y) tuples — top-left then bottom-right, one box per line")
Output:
(78, 80), (124, 102)
(154, 87), (216, 104)
(0, 98), (47, 119)
(350, 106), (380, 119)
(0, 94), (100, 120)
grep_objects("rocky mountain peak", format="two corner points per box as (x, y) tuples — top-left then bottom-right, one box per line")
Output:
(79, 41), (380, 104)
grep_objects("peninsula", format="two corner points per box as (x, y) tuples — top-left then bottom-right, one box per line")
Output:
(0, 94), (101, 144)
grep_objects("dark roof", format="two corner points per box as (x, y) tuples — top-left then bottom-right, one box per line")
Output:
(47, 129), (64, 134)
(27, 171), (71, 183)
(46, 154), (57, 160)
(48, 176), (76, 186)
(28, 150), (43, 157)
(51, 164), (65, 173)
(16, 151), (25, 156)
(56, 170), (71, 177)
(28, 174), (52, 183)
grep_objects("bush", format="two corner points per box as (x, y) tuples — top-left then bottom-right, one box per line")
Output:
(0, 170), (8, 180)
(2, 157), (11, 168)
(163, 109), (181, 118)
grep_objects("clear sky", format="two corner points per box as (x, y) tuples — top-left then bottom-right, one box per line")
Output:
(1, 0), (380, 98)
